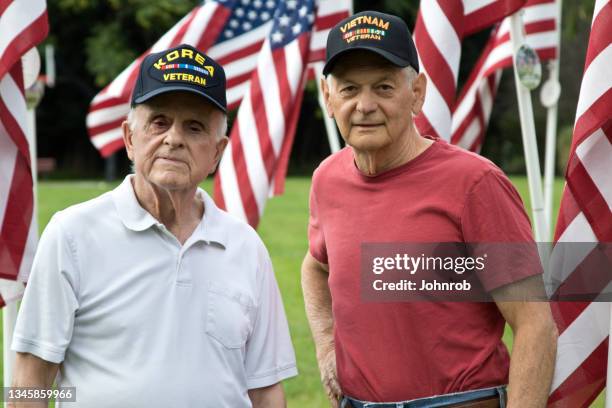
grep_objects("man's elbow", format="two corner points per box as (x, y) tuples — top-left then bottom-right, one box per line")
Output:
(248, 382), (286, 408)
(544, 316), (559, 353)
(524, 311), (559, 356)
(12, 352), (59, 388)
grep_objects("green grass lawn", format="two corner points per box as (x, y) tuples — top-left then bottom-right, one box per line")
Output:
(1, 176), (605, 407)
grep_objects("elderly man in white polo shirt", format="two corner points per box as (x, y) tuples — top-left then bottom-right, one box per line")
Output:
(10, 44), (297, 408)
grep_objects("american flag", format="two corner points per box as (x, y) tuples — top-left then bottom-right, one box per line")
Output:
(451, 0), (558, 152)
(547, 0), (612, 406)
(413, 0), (526, 141)
(0, 0), (48, 306)
(86, 0), (350, 157)
(213, 0), (315, 227)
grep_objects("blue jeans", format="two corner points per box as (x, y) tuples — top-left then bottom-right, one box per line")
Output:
(340, 385), (507, 408)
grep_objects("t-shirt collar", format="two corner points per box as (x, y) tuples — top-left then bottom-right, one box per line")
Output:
(112, 175), (228, 248)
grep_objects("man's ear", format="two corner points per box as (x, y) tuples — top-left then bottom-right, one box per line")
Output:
(213, 136), (229, 170)
(320, 77), (334, 118)
(122, 121), (135, 161)
(411, 72), (427, 116)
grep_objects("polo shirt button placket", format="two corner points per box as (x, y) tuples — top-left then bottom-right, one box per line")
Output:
(176, 246), (193, 285)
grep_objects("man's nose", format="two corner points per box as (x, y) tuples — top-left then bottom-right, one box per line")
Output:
(355, 90), (378, 115)
(163, 124), (185, 147)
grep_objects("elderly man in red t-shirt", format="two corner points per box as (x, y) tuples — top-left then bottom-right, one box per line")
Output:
(301, 10), (558, 408)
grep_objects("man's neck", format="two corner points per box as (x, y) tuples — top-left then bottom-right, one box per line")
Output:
(131, 175), (203, 244)
(353, 130), (433, 176)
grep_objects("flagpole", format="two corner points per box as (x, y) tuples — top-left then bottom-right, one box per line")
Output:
(508, 11), (547, 243)
(314, 62), (341, 154)
(2, 51), (44, 397)
(3, 302), (17, 392)
(2, 91), (38, 401)
(541, 0), (562, 240)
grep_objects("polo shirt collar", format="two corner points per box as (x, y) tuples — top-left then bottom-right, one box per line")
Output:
(112, 175), (228, 248)
(193, 189), (228, 248)
(112, 175), (158, 232)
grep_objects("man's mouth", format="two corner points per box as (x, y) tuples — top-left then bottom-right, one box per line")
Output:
(353, 123), (383, 128)
(156, 155), (185, 164)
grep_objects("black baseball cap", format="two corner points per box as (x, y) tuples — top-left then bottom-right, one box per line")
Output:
(131, 44), (227, 112)
(323, 11), (419, 76)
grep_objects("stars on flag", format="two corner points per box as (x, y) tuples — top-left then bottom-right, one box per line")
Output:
(268, 0), (314, 48)
(218, 0), (279, 42)
(271, 30), (284, 43)
(279, 14), (290, 26)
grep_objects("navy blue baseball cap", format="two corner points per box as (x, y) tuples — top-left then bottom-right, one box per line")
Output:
(323, 11), (419, 76)
(131, 44), (227, 112)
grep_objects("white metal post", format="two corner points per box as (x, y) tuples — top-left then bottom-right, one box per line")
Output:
(2, 302), (17, 391)
(2, 108), (38, 408)
(508, 12), (548, 243)
(542, 0), (562, 240)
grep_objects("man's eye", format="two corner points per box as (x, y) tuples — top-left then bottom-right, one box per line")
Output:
(188, 123), (204, 132)
(340, 86), (356, 93)
(378, 84), (393, 91)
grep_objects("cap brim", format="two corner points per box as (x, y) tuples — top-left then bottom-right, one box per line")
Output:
(132, 86), (227, 113)
(322, 47), (411, 76)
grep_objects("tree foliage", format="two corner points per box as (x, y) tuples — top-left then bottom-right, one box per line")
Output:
(40, 0), (596, 177)
(54, 0), (198, 86)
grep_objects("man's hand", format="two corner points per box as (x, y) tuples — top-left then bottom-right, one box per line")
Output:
(301, 253), (342, 407)
(318, 348), (341, 407)
(493, 276), (558, 408)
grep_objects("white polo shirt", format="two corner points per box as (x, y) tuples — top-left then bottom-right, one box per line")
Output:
(12, 176), (297, 407)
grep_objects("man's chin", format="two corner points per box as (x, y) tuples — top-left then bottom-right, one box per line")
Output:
(346, 138), (389, 153)
(149, 173), (193, 191)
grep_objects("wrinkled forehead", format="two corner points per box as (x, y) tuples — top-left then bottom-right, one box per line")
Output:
(329, 50), (403, 79)
(137, 91), (221, 117)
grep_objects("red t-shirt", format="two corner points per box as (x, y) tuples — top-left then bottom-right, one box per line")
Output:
(308, 138), (539, 402)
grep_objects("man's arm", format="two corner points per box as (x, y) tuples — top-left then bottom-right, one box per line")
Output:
(493, 279), (558, 408)
(8, 352), (59, 408)
(248, 382), (285, 407)
(301, 252), (341, 408)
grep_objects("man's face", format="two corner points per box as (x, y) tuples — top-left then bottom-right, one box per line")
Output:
(123, 92), (228, 191)
(322, 51), (425, 153)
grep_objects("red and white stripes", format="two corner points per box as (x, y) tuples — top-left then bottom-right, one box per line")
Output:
(0, 0), (48, 305)
(451, 0), (558, 152)
(414, 0), (525, 141)
(87, 0), (349, 158)
(214, 30), (311, 227)
(547, 1), (612, 406)
(414, 1), (464, 141)
(87, 2), (229, 156)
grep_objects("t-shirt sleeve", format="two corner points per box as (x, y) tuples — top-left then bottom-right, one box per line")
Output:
(11, 213), (79, 364)
(308, 185), (328, 264)
(244, 244), (297, 389)
(461, 168), (543, 291)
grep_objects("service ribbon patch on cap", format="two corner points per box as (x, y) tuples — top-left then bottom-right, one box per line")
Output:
(339, 15), (390, 43)
(151, 47), (215, 87)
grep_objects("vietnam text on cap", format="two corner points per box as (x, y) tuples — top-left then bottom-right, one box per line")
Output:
(323, 11), (419, 76)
